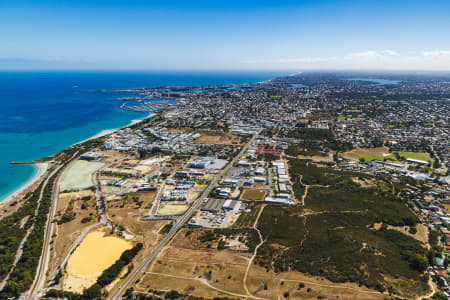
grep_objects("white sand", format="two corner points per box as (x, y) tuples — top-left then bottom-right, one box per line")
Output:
(1, 162), (48, 205)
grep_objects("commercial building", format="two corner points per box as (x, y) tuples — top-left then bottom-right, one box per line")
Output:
(80, 152), (104, 161)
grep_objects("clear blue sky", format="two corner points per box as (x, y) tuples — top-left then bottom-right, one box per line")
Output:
(1, 0), (450, 70)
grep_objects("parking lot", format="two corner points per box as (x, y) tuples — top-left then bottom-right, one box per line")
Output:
(188, 199), (247, 228)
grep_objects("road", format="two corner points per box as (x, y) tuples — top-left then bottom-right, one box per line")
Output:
(43, 157), (123, 291)
(149, 179), (166, 217)
(93, 171), (111, 226)
(28, 152), (79, 299)
(108, 134), (258, 300)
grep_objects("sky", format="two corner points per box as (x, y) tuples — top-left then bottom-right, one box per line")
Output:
(1, 0), (450, 70)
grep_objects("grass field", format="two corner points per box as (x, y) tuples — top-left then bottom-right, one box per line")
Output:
(240, 188), (267, 201)
(342, 148), (434, 165)
(398, 151), (434, 164)
(157, 203), (190, 216)
(342, 147), (395, 162)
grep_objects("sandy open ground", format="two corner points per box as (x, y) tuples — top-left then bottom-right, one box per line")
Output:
(240, 188), (268, 201)
(63, 229), (133, 293)
(136, 228), (386, 300)
(194, 130), (242, 145)
(157, 203), (190, 216)
(165, 128), (242, 145)
(341, 147), (402, 162)
(60, 160), (104, 192)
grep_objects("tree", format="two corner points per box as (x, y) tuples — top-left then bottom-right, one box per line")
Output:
(165, 290), (181, 299)
(84, 284), (102, 299)
(433, 160), (441, 169)
(124, 288), (134, 299)
(410, 254), (428, 272)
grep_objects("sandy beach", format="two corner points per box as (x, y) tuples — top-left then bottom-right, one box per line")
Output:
(1, 162), (48, 205)
(0, 115), (150, 207)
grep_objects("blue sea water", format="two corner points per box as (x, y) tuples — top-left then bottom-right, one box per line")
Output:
(289, 83), (306, 88)
(0, 70), (288, 201)
(345, 78), (400, 85)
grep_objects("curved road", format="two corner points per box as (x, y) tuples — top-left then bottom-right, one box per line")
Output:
(28, 152), (79, 299)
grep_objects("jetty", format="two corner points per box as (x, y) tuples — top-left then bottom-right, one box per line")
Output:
(10, 161), (38, 165)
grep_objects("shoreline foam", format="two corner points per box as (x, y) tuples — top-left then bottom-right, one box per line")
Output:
(0, 114), (151, 205)
(1, 162), (48, 206)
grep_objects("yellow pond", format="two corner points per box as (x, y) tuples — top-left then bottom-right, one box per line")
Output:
(64, 229), (132, 293)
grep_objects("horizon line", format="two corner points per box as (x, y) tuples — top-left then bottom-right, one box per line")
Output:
(1, 68), (450, 73)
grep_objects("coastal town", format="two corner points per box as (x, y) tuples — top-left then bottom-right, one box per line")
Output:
(0, 72), (449, 300)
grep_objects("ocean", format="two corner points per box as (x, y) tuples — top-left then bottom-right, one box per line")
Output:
(0, 70), (288, 202)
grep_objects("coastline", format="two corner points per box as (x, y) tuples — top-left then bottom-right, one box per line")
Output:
(0, 73), (275, 206)
(1, 162), (48, 206)
(74, 115), (150, 146)
(1, 114), (151, 205)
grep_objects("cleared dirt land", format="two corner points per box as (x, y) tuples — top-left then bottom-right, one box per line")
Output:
(63, 228), (133, 293)
(194, 130), (242, 145)
(342, 147), (394, 162)
(60, 160), (104, 191)
(240, 188), (268, 201)
(157, 203), (190, 216)
(166, 128), (242, 145)
(297, 153), (334, 162)
(246, 268), (386, 300)
(133, 228), (385, 300)
(137, 229), (250, 297)
(48, 189), (98, 280)
(105, 206), (170, 293)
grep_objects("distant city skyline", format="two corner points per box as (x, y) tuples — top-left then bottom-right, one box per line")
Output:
(1, 0), (450, 70)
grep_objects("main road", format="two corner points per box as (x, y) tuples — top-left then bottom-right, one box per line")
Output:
(28, 152), (80, 299)
(108, 134), (258, 300)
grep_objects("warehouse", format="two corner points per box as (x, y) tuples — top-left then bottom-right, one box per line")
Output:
(407, 158), (430, 166)
(80, 152), (104, 161)
(222, 199), (239, 210)
(201, 198), (226, 212)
